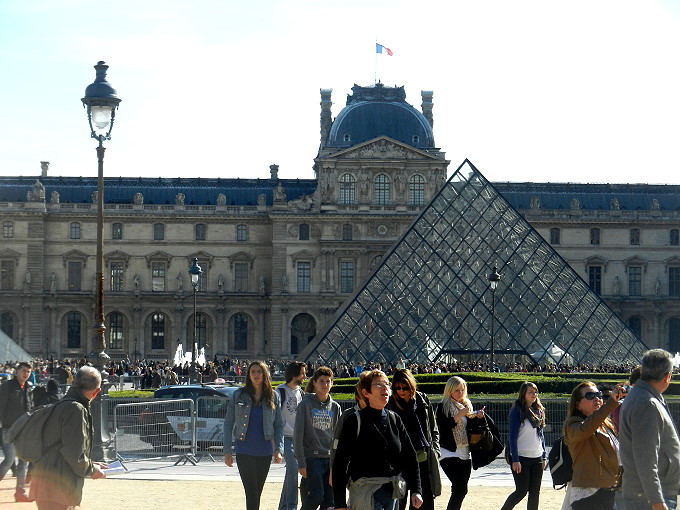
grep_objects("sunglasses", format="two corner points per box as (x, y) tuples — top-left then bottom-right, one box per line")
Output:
(582, 391), (603, 401)
(394, 386), (409, 392)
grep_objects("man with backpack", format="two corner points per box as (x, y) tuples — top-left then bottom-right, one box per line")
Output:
(278, 361), (307, 510)
(0, 361), (33, 502)
(29, 365), (108, 509)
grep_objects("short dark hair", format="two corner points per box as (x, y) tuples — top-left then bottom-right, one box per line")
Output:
(284, 361), (307, 383)
(641, 349), (674, 382)
(16, 362), (32, 371)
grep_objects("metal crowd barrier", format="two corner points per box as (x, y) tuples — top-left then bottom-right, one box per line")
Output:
(113, 399), (196, 465)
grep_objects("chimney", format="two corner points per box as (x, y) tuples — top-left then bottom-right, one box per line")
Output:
(40, 161), (50, 177)
(320, 89), (333, 147)
(270, 164), (279, 180)
(421, 91), (434, 128)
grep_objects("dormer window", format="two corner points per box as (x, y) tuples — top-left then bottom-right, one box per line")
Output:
(343, 134), (351, 142)
(412, 135), (420, 144)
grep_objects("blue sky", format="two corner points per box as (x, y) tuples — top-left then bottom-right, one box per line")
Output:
(1, 0), (679, 184)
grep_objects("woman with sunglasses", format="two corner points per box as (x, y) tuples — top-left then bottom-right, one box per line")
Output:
(387, 369), (441, 510)
(563, 381), (625, 510)
(500, 382), (546, 510)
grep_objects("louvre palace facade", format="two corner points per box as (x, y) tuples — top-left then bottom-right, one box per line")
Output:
(1, 83), (680, 362)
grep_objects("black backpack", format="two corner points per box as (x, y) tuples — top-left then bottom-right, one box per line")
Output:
(548, 436), (572, 489)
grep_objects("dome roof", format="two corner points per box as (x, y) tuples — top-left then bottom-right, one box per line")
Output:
(326, 83), (435, 149)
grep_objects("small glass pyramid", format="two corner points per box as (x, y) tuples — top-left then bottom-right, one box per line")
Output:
(302, 160), (647, 366)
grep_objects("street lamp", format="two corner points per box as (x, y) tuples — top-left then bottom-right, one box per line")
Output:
(81, 61), (121, 463)
(188, 258), (202, 383)
(81, 61), (121, 370)
(487, 265), (501, 370)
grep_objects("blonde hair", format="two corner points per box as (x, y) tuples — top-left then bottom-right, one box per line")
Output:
(441, 376), (472, 417)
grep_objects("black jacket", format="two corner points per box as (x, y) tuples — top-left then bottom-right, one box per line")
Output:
(0, 378), (33, 428)
(435, 403), (504, 470)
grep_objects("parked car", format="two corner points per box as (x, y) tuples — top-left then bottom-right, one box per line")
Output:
(138, 383), (239, 448)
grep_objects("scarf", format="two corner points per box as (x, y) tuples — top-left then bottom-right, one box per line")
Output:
(393, 395), (429, 450)
(522, 406), (543, 429)
(451, 399), (469, 447)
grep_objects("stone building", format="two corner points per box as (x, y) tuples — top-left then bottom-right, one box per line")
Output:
(1, 83), (679, 361)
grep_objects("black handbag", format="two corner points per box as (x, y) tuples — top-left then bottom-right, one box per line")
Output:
(468, 416), (494, 452)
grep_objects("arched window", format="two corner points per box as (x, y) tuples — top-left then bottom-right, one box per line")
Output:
(339, 174), (356, 205)
(234, 313), (248, 351)
(669, 318), (680, 352)
(628, 316), (642, 339)
(299, 224), (310, 241)
(108, 312), (124, 350)
(189, 312), (208, 349)
(408, 175), (425, 206)
(0, 312), (14, 338)
(151, 313), (166, 349)
(374, 174), (391, 205)
(67, 312), (82, 348)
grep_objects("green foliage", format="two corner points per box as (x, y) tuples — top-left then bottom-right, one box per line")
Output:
(108, 390), (155, 398)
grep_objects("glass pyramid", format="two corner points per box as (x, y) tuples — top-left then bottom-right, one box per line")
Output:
(302, 160), (648, 366)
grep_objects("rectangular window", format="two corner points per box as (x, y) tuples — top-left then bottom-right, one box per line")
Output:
(2, 221), (14, 238)
(342, 224), (353, 241)
(590, 228), (600, 245)
(198, 263), (207, 292)
(299, 224), (310, 241)
(108, 313), (124, 349)
(68, 261), (82, 291)
(374, 175), (391, 205)
(588, 266), (602, 295)
(339, 261), (355, 293)
(152, 262), (165, 291)
(630, 228), (641, 245)
(70, 222), (81, 240)
(153, 223), (165, 241)
(628, 266), (642, 296)
(236, 224), (248, 242)
(67, 313), (81, 348)
(670, 267), (680, 297)
(671, 229), (679, 246)
(0, 261), (14, 290)
(195, 224), (207, 241)
(234, 262), (249, 292)
(550, 228), (560, 245)
(297, 261), (311, 293)
(111, 223), (123, 240)
(110, 262), (124, 291)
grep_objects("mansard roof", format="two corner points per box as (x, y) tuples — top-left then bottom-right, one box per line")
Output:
(0, 176), (317, 206)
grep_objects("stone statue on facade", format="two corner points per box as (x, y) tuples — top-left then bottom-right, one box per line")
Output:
(570, 198), (580, 210)
(281, 272), (289, 292)
(259, 276), (266, 295)
(23, 271), (31, 291)
(273, 183), (286, 201)
(656, 278), (662, 295)
(359, 171), (370, 196)
(612, 276), (620, 295)
(133, 193), (144, 205)
(50, 191), (60, 204)
(175, 193), (185, 205)
(530, 196), (541, 210)
(134, 273), (141, 289)
(50, 272), (57, 293)
(258, 194), (266, 206)
(91, 191), (98, 203)
(176, 272), (184, 290)
(27, 179), (46, 202)
(610, 198), (620, 210)
(217, 193), (227, 206)
(395, 172), (406, 197)
(217, 274), (225, 292)
(651, 198), (660, 210)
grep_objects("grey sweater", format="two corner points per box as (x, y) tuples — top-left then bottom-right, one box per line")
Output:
(619, 379), (680, 504)
(293, 393), (341, 469)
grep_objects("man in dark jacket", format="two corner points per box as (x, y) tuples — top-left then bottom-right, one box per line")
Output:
(0, 361), (33, 501)
(29, 365), (108, 509)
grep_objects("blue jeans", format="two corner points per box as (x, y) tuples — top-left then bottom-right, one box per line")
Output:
(623, 494), (677, 509)
(278, 437), (298, 510)
(373, 485), (397, 510)
(0, 441), (27, 490)
(302, 457), (332, 510)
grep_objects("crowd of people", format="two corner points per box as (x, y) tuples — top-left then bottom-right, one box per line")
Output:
(0, 350), (678, 509)
(219, 348), (679, 510)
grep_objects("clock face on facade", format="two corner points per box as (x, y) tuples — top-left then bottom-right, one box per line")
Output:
(377, 224), (388, 235)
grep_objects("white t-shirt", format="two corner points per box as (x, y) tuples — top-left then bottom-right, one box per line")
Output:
(279, 384), (304, 437)
(516, 418), (543, 458)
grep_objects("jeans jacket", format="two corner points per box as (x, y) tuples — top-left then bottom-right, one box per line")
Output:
(223, 387), (284, 455)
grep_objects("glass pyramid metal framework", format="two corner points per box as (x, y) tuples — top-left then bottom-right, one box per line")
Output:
(302, 160), (648, 366)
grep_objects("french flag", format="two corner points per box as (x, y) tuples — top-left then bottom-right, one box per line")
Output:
(376, 43), (393, 56)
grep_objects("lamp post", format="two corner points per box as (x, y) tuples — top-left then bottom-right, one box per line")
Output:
(81, 61), (121, 370)
(188, 258), (202, 383)
(487, 265), (501, 370)
(81, 61), (121, 462)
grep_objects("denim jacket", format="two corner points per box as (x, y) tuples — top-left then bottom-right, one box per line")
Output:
(223, 387), (284, 455)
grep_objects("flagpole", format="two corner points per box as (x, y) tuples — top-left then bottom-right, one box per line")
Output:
(374, 39), (378, 84)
